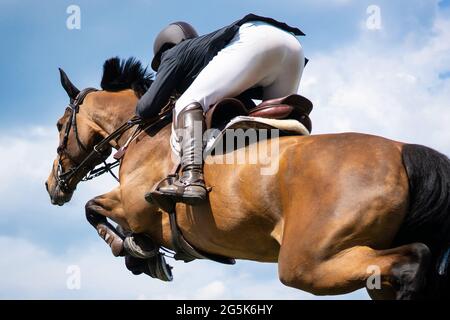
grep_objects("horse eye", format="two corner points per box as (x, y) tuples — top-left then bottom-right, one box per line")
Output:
(57, 122), (63, 131)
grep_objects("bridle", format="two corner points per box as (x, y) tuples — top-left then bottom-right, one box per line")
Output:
(55, 88), (97, 192)
(55, 88), (173, 193)
(55, 88), (140, 193)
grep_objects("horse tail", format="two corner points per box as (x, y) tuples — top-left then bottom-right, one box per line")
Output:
(397, 143), (450, 298)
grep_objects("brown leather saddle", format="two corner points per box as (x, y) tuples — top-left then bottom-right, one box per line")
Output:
(205, 94), (313, 133)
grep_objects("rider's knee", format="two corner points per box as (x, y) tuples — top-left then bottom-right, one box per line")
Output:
(174, 98), (202, 117)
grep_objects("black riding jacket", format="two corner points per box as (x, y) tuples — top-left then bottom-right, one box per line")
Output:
(136, 13), (305, 119)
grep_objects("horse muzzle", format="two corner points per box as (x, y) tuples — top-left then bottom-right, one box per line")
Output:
(45, 179), (74, 206)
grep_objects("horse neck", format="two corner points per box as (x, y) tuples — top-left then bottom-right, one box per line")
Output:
(86, 89), (138, 148)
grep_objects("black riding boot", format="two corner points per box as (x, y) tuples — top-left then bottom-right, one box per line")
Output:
(157, 102), (207, 205)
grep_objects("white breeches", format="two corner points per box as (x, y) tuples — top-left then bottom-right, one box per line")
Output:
(174, 20), (305, 118)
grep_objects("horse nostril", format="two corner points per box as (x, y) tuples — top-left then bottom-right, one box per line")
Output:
(45, 181), (49, 192)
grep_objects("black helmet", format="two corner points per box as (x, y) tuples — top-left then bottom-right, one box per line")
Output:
(151, 21), (198, 71)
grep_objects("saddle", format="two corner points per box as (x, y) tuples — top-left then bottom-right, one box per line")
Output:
(170, 94), (313, 157)
(205, 94), (313, 133)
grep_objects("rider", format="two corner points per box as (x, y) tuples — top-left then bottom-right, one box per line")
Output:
(136, 13), (306, 205)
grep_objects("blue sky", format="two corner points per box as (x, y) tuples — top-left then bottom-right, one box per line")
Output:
(0, 0), (450, 299)
(0, 0), (444, 126)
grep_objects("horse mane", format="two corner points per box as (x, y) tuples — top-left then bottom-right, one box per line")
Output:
(100, 57), (153, 98)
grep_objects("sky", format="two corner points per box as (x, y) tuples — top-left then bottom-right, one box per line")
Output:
(0, 0), (450, 299)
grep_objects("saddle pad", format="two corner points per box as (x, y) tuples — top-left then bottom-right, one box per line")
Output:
(170, 116), (310, 157)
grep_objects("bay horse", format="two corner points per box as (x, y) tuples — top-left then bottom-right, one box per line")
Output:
(45, 58), (450, 299)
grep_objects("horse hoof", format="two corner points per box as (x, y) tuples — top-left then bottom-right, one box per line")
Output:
(96, 224), (125, 257)
(110, 238), (125, 257)
(123, 233), (158, 259)
(144, 254), (174, 282)
(125, 255), (145, 275)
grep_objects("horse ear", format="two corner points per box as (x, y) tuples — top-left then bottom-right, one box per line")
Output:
(59, 68), (80, 100)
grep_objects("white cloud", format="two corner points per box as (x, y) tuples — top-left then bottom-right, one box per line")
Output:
(0, 127), (56, 192)
(0, 126), (117, 213)
(301, 13), (450, 155)
(194, 281), (226, 299)
(0, 235), (369, 299)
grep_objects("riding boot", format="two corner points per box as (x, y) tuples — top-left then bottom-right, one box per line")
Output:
(156, 102), (207, 205)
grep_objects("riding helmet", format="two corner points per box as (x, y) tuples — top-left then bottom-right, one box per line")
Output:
(151, 21), (198, 71)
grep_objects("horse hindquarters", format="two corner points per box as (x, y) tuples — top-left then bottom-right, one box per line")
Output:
(396, 144), (450, 299)
(276, 135), (432, 299)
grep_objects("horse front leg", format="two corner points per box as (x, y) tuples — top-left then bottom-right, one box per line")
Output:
(85, 188), (172, 280)
(85, 187), (129, 257)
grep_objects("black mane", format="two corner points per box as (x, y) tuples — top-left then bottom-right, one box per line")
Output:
(100, 57), (153, 98)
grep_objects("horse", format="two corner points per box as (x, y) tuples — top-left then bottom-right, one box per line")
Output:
(45, 57), (450, 299)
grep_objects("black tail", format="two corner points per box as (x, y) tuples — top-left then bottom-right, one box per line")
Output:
(398, 144), (450, 298)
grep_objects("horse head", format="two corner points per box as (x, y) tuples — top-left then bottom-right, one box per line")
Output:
(45, 69), (111, 206)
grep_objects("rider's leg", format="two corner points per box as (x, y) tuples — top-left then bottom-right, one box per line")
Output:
(261, 31), (304, 100)
(174, 21), (304, 118)
(157, 102), (207, 205)
(156, 22), (304, 205)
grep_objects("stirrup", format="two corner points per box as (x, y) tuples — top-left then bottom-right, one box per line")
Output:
(145, 174), (178, 212)
(147, 174), (207, 208)
(145, 253), (173, 282)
